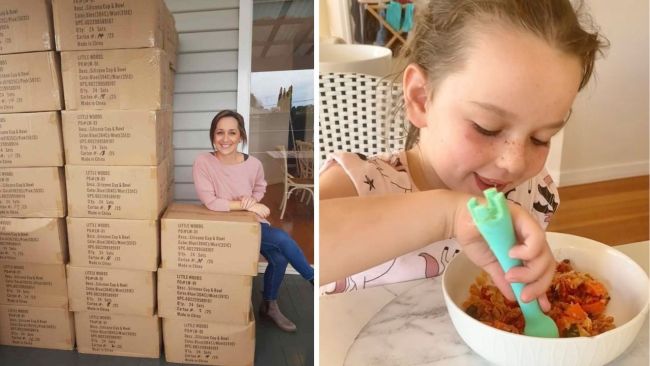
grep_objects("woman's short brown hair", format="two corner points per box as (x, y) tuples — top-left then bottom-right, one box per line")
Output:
(209, 110), (248, 149)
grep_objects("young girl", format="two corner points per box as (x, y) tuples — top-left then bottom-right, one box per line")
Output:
(320, 0), (606, 309)
(193, 110), (314, 332)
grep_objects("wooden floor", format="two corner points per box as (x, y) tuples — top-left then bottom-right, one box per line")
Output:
(252, 274), (314, 366)
(260, 183), (314, 264)
(547, 175), (649, 246)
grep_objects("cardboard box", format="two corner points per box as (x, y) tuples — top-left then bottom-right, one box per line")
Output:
(0, 51), (63, 113)
(52, 0), (176, 56)
(0, 112), (63, 167)
(161, 204), (261, 276)
(163, 310), (255, 366)
(60, 48), (173, 110)
(162, 3), (179, 69)
(0, 218), (67, 264)
(0, 304), (74, 350)
(62, 109), (172, 166)
(0, 0), (54, 55)
(0, 262), (68, 308)
(0, 167), (66, 217)
(65, 156), (170, 220)
(67, 217), (159, 271)
(67, 265), (155, 316)
(158, 268), (252, 325)
(75, 312), (161, 358)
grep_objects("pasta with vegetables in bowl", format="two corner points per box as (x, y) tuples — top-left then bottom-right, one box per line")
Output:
(463, 259), (615, 337)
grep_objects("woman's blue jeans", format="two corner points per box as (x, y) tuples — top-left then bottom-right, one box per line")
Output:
(260, 223), (314, 300)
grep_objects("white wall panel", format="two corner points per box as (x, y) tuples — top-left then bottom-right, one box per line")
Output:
(174, 149), (206, 167)
(173, 112), (220, 130)
(174, 10), (239, 32)
(173, 92), (237, 113)
(179, 31), (238, 52)
(175, 183), (199, 201)
(175, 166), (194, 184)
(166, 0), (238, 12)
(176, 51), (238, 73)
(165, 0), (247, 201)
(174, 72), (237, 93)
(173, 131), (213, 149)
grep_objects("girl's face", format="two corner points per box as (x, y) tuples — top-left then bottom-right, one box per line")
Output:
(213, 116), (241, 156)
(409, 26), (582, 195)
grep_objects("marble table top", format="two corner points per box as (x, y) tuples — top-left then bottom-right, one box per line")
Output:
(319, 233), (649, 365)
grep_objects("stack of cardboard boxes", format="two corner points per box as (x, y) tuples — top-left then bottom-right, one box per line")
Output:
(159, 203), (260, 365)
(0, 0), (74, 351)
(52, 0), (177, 358)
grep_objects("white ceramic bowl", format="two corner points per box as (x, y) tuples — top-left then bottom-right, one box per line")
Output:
(442, 232), (649, 366)
(319, 44), (392, 77)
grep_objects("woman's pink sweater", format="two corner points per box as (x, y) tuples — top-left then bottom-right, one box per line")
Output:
(192, 152), (267, 212)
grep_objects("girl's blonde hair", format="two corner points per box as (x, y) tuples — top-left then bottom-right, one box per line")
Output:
(400, 0), (607, 149)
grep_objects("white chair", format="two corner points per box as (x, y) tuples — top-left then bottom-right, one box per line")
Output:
(295, 139), (314, 179)
(319, 72), (408, 164)
(277, 145), (314, 220)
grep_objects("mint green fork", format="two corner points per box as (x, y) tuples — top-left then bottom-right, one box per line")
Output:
(467, 188), (559, 338)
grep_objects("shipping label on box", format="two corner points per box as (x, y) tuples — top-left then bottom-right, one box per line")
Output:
(0, 0), (53, 55)
(75, 312), (161, 358)
(0, 218), (67, 264)
(67, 217), (159, 271)
(0, 51), (63, 113)
(61, 48), (172, 110)
(62, 110), (172, 166)
(0, 112), (63, 167)
(0, 305), (74, 350)
(161, 204), (261, 276)
(0, 262), (68, 308)
(158, 268), (252, 324)
(67, 265), (155, 316)
(53, 0), (175, 55)
(65, 157), (170, 220)
(0, 167), (66, 217)
(163, 312), (255, 366)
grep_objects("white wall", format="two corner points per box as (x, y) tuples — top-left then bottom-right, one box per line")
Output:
(322, 0), (353, 43)
(559, 0), (649, 185)
(164, 0), (245, 202)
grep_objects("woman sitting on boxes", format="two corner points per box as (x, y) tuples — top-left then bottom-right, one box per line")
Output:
(192, 109), (314, 332)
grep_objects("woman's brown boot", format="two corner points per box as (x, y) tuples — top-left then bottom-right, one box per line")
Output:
(260, 300), (297, 332)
